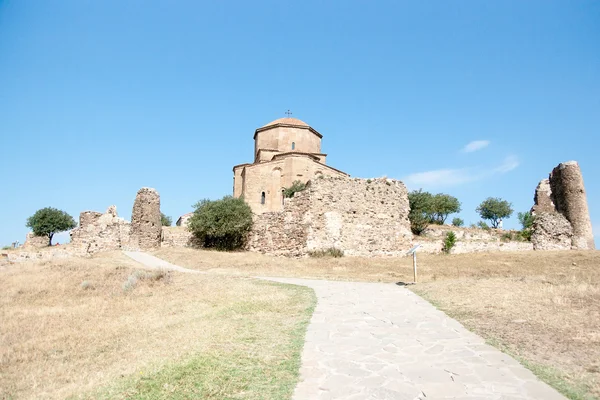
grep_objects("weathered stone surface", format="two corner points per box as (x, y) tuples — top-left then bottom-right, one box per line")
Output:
(22, 232), (49, 248)
(79, 211), (103, 228)
(531, 212), (573, 251)
(550, 161), (594, 249)
(532, 179), (554, 214)
(247, 176), (412, 257)
(70, 206), (131, 254)
(418, 225), (533, 254)
(130, 187), (161, 250)
(531, 161), (594, 250)
(161, 226), (202, 248)
(263, 277), (567, 400)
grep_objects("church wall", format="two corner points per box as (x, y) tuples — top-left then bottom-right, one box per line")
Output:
(235, 156), (347, 214)
(233, 167), (244, 198)
(256, 149), (279, 162)
(254, 126), (321, 160)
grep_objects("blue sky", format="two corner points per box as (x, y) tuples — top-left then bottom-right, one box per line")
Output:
(1, 1), (599, 246)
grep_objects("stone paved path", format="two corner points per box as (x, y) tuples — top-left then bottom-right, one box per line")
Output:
(123, 252), (566, 400)
(264, 277), (566, 400)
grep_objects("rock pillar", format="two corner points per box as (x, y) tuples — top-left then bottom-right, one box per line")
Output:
(531, 161), (594, 250)
(130, 187), (162, 250)
(549, 161), (595, 249)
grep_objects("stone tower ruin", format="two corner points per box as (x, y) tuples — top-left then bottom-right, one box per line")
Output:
(129, 187), (162, 250)
(531, 161), (594, 250)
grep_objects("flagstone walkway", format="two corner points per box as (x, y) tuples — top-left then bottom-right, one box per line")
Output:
(124, 252), (565, 400)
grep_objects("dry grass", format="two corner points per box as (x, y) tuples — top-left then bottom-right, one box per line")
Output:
(0, 251), (314, 399)
(155, 247), (600, 399)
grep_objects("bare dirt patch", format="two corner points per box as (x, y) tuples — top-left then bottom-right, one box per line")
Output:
(155, 247), (600, 399)
(0, 252), (314, 399)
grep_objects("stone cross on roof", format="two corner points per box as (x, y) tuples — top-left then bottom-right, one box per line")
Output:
(285, 109), (292, 117)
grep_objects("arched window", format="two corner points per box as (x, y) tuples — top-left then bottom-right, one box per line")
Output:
(261, 191), (265, 205)
(291, 142), (295, 150)
(281, 189), (285, 205)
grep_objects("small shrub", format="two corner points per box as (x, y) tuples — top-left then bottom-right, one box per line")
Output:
(452, 218), (464, 227)
(501, 232), (513, 242)
(469, 223), (478, 229)
(308, 247), (344, 258)
(133, 269), (169, 282)
(442, 231), (457, 254)
(520, 229), (533, 241)
(283, 180), (307, 198)
(122, 275), (138, 292)
(366, 179), (372, 183)
(2, 245), (12, 250)
(160, 213), (172, 227)
(477, 221), (491, 231)
(80, 280), (94, 290)
(518, 211), (535, 242)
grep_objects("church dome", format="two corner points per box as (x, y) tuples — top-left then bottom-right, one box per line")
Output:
(261, 117), (309, 128)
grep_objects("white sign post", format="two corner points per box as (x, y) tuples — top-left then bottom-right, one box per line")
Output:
(406, 244), (421, 283)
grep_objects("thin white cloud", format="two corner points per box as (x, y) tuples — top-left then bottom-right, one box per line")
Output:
(494, 155), (520, 173)
(403, 168), (475, 187)
(462, 140), (490, 153)
(403, 155), (519, 188)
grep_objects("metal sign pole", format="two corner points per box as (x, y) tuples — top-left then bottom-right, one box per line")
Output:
(413, 251), (417, 283)
(406, 244), (421, 284)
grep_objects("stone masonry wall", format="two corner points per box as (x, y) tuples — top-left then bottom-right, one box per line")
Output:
(246, 190), (312, 256)
(161, 226), (202, 248)
(129, 187), (162, 250)
(22, 232), (50, 248)
(247, 176), (413, 257)
(417, 225), (533, 254)
(70, 206), (131, 254)
(531, 161), (594, 250)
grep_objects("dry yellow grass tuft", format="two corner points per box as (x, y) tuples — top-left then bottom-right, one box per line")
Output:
(155, 247), (600, 399)
(0, 251), (314, 399)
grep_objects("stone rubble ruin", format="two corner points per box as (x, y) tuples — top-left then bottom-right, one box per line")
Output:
(129, 187), (162, 250)
(70, 206), (131, 254)
(531, 161), (595, 250)
(69, 187), (162, 254)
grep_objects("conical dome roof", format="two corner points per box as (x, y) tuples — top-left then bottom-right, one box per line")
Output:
(261, 117), (309, 128)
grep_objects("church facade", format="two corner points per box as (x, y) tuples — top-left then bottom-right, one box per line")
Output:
(233, 117), (348, 213)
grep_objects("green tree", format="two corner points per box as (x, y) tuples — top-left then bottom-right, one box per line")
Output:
(283, 180), (307, 198)
(430, 194), (461, 224)
(476, 197), (514, 228)
(160, 213), (172, 227)
(518, 211), (535, 241)
(188, 196), (253, 251)
(452, 217), (464, 227)
(408, 189), (434, 235)
(26, 207), (77, 246)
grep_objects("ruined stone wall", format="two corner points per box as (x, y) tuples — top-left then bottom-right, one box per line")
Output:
(531, 212), (573, 250)
(161, 226), (202, 248)
(22, 232), (49, 248)
(247, 176), (413, 257)
(531, 161), (594, 250)
(70, 206), (131, 254)
(246, 192), (312, 256)
(129, 188), (162, 250)
(417, 225), (533, 254)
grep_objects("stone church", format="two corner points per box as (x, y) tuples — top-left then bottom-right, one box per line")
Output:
(233, 117), (348, 213)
